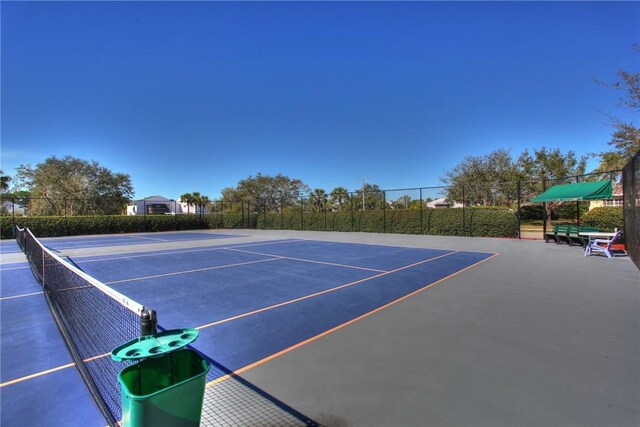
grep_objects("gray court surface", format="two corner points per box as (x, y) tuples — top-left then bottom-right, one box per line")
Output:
(5, 229), (639, 426)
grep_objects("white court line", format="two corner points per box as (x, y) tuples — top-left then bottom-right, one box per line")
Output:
(0, 265), (30, 271)
(195, 251), (461, 330)
(0, 291), (44, 301)
(129, 235), (169, 242)
(225, 247), (388, 273)
(71, 239), (306, 264)
(104, 256), (284, 285)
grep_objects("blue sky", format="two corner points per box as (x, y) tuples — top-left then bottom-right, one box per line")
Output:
(2, 1), (638, 199)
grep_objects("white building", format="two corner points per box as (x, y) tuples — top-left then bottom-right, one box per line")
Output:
(426, 197), (463, 209)
(126, 196), (208, 215)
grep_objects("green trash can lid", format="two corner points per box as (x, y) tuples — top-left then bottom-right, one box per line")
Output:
(111, 328), (200, 361)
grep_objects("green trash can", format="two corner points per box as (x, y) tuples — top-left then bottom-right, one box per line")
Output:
(111, 328), (210, 427)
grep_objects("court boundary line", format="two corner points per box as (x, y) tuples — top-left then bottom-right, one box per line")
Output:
(205, 252), (499, 388)
(0, 248), (494, 391)
(195, 250), (460, 330)
(104, 257), (285, 286)
(224, 247), (388, 273)
(0, 291), (44, 301)
(69, 239), (306, 264)
(0, 241), (307, 299)
(0, 362), (76, 388)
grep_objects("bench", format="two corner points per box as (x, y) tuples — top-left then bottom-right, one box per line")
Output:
(545, 225), (599, 246)
(567, 226), (599, 247)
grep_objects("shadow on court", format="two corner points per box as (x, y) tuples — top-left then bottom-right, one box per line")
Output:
(197, 350), (321, 426)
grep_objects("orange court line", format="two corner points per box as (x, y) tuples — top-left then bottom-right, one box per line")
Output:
(0, 362), (76, 387)
(205, 252), (499, 387)
(0, 351), (111, 388)
(224, 247), (388, 273)
(195, 251), (460, 331)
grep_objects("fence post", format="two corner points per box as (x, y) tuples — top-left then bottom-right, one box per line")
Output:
(575, 175), (580, 228)
(517, 180), (521, 239)
(419, 188), (423, 235)
(383, 191), (386, 233)
(300, 196), (304, 231)
(324, 198), (327, 231)
(542, 175), (547, 239)
(11, 198), (15, 229)
(281, 199), (285, 230)
(462, 186), (466, 236)
(350, 192), (354, 232)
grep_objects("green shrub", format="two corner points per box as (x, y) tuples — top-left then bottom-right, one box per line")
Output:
(583, 207), (624, 240)
(2, 207), (518, 239)
(255, 207), (518, 238)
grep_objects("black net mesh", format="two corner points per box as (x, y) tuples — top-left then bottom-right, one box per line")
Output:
(15, 225), (26, 252)
(18, 228), (147, 426)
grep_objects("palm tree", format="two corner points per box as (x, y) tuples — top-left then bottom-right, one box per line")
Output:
(191, 192), (202, 214)
(330, 187), (349, 211)
(0, 170), (10, 192)
(309, 188), (327, 212)
(199, 195), (211, 214)
(180, 193), (194, 214)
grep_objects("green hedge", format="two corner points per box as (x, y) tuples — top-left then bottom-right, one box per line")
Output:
(1, 213), (260, 239)
(583, 207), (624, 237)
(257, 208), (518, 237)
(2, 208), (516, 239)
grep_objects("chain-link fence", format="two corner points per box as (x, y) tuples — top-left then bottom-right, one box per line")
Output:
(1, 169), (628, 240)
(623, 153), (639, 269)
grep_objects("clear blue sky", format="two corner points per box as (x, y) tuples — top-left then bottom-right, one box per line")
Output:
(2, 1), (638, 199)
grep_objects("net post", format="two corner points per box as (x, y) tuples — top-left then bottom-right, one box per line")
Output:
(140, 308), (157, 337)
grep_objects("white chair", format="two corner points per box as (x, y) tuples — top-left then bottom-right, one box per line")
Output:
(584, 230), (622, 258)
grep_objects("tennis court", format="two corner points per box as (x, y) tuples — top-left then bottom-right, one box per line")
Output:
(1, 229), (638, 426)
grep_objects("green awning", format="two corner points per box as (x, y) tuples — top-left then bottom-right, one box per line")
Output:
(531, 180), (613, 202)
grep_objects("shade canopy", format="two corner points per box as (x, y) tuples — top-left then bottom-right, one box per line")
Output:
(531, 180), (613, 202)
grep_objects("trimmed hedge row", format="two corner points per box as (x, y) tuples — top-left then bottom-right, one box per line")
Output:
(257, 208), (518, 238)
(1, 208), (517, 239)
(0, 213), (258, 239)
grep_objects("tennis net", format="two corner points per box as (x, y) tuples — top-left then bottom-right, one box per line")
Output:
(16, 226), (157, 426)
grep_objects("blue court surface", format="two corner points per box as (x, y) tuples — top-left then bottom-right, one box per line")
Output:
(0, 231), (242, 254)
(40, 231), (244, 251)
(0, 236), (494, 426)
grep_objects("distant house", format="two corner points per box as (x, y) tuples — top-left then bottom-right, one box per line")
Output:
(589, 182), (623, 210)
(126, 196), (209, 216)
(1, 200), (26, 216)
(426, 197), (463, 209)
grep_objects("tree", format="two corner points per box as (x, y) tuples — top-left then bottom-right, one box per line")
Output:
(355, 183), (384, 211)
(229, 173), (309, 212)
(595, 47), (640, 171)
(180, 193), (194, 214)
(309, 188), (328, 212)
(330, 187), (349, 211)
(0, 170), (10, 192)
(518, 147), (587, 227)
(14, 156), (133, 216)
(442, 149), (521, 206)
(199, 195), (211, 214)
(395, 195), (413, 210)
